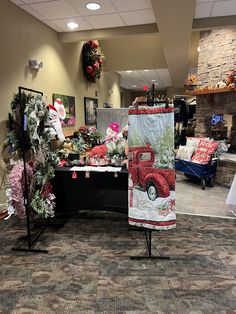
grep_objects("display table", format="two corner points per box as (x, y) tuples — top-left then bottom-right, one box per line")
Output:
(52, 166), (128, 214)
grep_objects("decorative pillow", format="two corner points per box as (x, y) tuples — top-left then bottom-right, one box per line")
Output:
(186, 137), (213, 150)
(215, 140), (228, 156)
(176, 145), (195, 161)
(186, 137), (201, 150)
(191, 140), (218, 164)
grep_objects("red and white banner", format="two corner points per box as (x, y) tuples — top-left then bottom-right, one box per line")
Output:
(128, 106), (176, 230)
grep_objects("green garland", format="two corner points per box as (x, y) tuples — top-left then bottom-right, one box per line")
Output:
(7, 93), (59, 219)
(82, 40), (104, 83)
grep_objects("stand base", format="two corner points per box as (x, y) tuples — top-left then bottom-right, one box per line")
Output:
(129, 228), (171, 260)
(12, 247), (48, 253)
(11, 222), (64, 254)
(33, 223), (64, 229)
(130, 255), (170, 260)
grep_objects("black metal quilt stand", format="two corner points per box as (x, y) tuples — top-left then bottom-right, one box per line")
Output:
(130, 228), (170, 260)
(11, 86), (62, 254)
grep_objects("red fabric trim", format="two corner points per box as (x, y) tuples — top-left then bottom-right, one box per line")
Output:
(129, 107), (174, 115)
(128, 217), (176, 226)
(48, 104), (58, 112)
(55, 99), (63, 105)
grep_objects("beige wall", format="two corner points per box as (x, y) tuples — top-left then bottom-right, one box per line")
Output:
(104, 72), (121, 108)
(0, 0), (121, 142)
(121, 89), (133, 108)
(0, 0), (121, 201)
(121, 89), (168, 107)
(100, 35), (167, 71)
(166, 87), (185, 98)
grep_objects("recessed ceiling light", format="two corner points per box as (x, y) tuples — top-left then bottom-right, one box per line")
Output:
(132, 85), (137, 88)
(151, 79), (156, 82)
(144, 70), (149, 72)
(86, 2), (101, 10)
(126, 70), (132, 73)
(66, 22), (78, 30)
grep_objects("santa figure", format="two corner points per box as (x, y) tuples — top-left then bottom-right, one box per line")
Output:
(53, 98), (66, 120)
(47, 102), (65, 143)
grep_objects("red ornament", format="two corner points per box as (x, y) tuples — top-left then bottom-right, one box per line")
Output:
(88, 40), (99, 49)
(93, 62), (99, 71)
(86, 66), (93, 74)
(92, 40), (99, 49)
(143, 85), (149, 91)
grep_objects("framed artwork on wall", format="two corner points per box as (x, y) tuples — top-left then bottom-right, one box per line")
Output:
(84, 97), (98, 126)
(52, 93), (76, 126)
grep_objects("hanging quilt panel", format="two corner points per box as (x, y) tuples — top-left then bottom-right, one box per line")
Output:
(128, 106), (176, 230)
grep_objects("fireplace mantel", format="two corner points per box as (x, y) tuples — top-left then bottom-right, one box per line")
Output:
(185, 87), (236, 96)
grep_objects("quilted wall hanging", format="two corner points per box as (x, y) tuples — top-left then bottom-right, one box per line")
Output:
(128, 106), (176, 230)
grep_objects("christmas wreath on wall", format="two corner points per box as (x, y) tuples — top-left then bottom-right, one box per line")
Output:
(82, 40), (104, 83)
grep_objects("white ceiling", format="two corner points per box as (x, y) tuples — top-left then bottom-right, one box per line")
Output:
(117, 69), (172, 91)
(10, 0), (236, 33)
(9, 0), (236, 91)
(195, 0), (236, 18)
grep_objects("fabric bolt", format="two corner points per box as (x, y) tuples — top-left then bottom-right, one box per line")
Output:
(128, 106), (176, 230)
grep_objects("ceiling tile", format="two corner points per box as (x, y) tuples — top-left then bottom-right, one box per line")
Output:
(156, 69), (172, 87)
(211, 0), (236, 16)
(29, 0), (78, 20)
(52, 17), (93, 31)
(111, 0), (152, 12)
(21, 5), (46, 20)
(118, 69), (171, 91)
(141, 70), (156, 79)
(84, 13), (125, 29)
(196, 0), (214, 2)
(194, 2), (214, 18)
(120, 9), (156, 26)
(22, 0), (57, 3)
(10, 0), (25, 5)
(42, 19), (64, 32)
(67, 0), (116, 16)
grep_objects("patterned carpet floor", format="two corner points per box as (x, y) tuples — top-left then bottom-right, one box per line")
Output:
(0, 211), (236, 314)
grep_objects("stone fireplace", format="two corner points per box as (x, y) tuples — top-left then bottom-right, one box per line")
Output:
(194, 28), (236, 186)
(195, 92), (236, 150)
